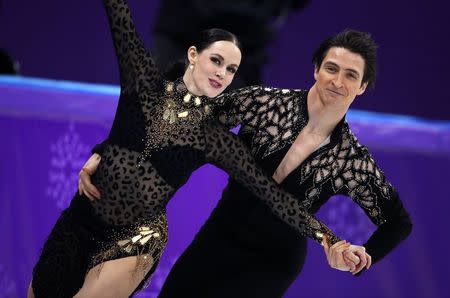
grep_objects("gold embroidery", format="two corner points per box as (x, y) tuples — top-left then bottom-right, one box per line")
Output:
(90, 213), (168, 281)
(137, 81), (212, 167)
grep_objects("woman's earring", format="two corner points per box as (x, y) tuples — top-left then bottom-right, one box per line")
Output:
(189, 64), (194, 70)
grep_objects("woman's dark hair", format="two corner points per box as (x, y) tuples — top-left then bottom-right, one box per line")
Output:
(164, 28), (242, 80)
(312, 29), (378, 89)
(0, 48), (18, 74)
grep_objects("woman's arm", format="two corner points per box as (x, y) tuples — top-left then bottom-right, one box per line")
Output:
(214, 86), (304, 130)
(103, 0), (162, 96)
(203, 120), (341, 246)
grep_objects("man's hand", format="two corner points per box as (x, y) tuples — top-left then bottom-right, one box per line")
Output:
(345, 245), (372, 275)
(78, 153), (101, 200)
(323, 236), (358, 272)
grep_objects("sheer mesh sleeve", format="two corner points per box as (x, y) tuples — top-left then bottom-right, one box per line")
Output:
(215, 86), (305, 130)
(103, 0), (161, 96)
(343, 148), (413, 264)
(203, 120), (341, 245)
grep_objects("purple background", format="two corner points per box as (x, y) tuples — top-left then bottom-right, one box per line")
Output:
(1, 0), (450, 297)
(1, 0), (449, 119)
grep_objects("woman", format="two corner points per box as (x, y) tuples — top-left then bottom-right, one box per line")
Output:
(28, 1), (363, 297)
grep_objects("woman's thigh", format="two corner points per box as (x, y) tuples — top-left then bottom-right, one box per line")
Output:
(74, 256), (154, 298)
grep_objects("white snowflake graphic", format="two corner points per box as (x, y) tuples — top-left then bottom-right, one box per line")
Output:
(0, 264), (17, 298)
(46, 123), (90, 209)
(323, 196), (374, 245)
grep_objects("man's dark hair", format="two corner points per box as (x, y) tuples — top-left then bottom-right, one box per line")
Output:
(312, 29), (377, 89)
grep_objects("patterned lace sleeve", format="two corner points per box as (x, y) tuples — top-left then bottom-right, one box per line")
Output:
(203, 120), (341, 246)
(103, 0), (161, 96)
(342, 145), (413, 264)
(215, 86), (305, 130)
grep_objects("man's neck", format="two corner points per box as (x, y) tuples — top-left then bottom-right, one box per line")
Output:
(304, 85), (346, 137)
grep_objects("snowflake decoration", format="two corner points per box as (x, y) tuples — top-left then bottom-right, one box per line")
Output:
(0, 264), (17, 298)
(322, 195), (374, 245)
(46, 123), (90, 209)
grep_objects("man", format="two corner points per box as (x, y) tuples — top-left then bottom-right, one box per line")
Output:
(80, 30), (412, 297)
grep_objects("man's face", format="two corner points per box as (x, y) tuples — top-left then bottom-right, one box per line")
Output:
(314, 47), (367, 109)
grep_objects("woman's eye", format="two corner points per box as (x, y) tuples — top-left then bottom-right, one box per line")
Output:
(211, 57), (220, 65)
(227, 67), (237, 74)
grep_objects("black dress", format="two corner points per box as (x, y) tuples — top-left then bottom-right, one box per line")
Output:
(30, 1), (340, 297)
(156, 87), (413, 297)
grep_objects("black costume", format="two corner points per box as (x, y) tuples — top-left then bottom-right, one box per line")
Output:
(31, 1), (340, 297)
(155, 87), (413, 297)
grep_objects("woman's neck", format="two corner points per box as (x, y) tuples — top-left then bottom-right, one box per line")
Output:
(182, 71), (202, 96)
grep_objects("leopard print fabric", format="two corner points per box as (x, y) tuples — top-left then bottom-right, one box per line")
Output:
(93, 0), (340, 242)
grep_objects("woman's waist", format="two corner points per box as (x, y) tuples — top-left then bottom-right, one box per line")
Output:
(69, 194), (168, 240)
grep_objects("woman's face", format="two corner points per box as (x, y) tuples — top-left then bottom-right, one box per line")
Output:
(187, 40), (241, 98)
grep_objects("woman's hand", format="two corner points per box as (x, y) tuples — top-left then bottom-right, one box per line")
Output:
(78, 153), (101, 200)
(323, 236), (358, 272)
(344, 245), (372, 275)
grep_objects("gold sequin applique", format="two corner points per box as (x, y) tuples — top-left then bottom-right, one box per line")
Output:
(138, 81), (212, 167)
(90, 212), (168, 283)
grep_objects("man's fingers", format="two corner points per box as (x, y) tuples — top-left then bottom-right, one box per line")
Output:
(344, 254), (356, 271)
(353, 258), (367, 275)
(78, 179), (82, 195)
(84, 191), (95, 201)
(85, 184), (101, 199)
(366, 253), (372, 269)
(79, 171), (100, 198)
(82, 167), (92, 175)
(330, 242), (350, 268)
(78, 182), (84, 196)
(333, 243), (351, 261)
(85, 154), (101, 171)
(80, 183), (94, 201)
(344, 250), (360, 264)
(354, 250), (367, 264)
